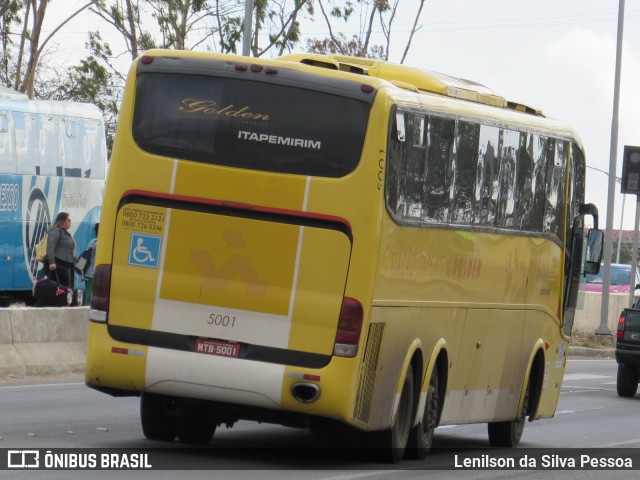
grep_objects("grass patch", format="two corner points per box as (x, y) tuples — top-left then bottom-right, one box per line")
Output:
(570, 331), (615, 349)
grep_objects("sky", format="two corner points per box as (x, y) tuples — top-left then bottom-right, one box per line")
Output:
(43, 0), (640, 230)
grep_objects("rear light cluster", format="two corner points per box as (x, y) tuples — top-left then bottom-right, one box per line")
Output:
(333, 297), (364, 357)
(618, 312), (627, 342)
(89, 264), (112, 322)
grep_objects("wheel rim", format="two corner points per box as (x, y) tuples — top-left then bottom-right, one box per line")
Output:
(396, 375), (412, 444)
(513, 384), (530, 441)
(421, 371), (439, 446)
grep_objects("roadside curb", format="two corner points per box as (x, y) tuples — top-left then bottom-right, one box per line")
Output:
(568, 346), (615, 359)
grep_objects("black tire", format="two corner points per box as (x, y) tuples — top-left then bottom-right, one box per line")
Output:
(140, 393), (177, 442)
(488, 380), (530, 447)
(405, 367), (439, 459)
(617, 364), (639, 398)
(176, 408), (216, 445)
(370, 364), (415, 463)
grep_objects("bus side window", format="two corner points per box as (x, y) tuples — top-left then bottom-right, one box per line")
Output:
(530, 135), (549, 232)
(40, 116), (59, 177)
(567, 144), (586, 235)
(0, 113), (16, 173)
(14, 113), (40, 175)
(401, 114), (427, 220)
(475, 125), (500, 226)
(452, 121), (479, 224)
(515, 133), (535, 230)
(82, 119), (106, 179)
(424, 116), (455, 223)
(543, 139), (566, 239)
(394, 112), (406, 142)
(386, 110), (406, 217)
(62, 118), (82, 177)
(495, 129), (519, 228)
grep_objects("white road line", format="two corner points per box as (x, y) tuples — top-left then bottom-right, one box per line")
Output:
(563, 373), (610, 381)
(0, 382), (84, 390)
(555, 407), (605, 415)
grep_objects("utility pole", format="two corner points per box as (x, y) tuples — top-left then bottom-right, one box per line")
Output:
(243, 0), (255, 57)
(598, 0), (625, 335)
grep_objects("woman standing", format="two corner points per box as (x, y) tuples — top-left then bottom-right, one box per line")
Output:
(46, 212), (76, 289)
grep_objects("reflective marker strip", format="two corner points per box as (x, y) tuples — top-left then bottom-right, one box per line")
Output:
(287, 372), (321, 382)
(111, 347), (145, 357)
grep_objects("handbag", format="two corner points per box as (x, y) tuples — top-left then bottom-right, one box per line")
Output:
(35, 234), (48, 262)
(74, 247), (93, 276)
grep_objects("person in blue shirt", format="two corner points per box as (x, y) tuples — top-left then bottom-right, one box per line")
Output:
(83, 223), (99, 306)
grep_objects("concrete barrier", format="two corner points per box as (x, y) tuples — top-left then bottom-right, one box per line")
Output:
(0, 295), (622, 379)
(573, 292), (633, 335)
(0, 307), (88, 377)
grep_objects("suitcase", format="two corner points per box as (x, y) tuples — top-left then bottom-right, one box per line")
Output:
(32, 276), (72, 307)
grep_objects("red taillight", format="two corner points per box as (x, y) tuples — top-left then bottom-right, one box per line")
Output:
(334, 297), (364, 357)
(90, 264), (112, 320)
(140, 55), (153, 64)
(618, 313), (626, 341)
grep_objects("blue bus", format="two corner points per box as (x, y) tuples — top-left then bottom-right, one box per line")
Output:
(0, 87), (107, 305)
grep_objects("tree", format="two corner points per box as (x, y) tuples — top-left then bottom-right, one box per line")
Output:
(1, 0), (99, 98)
(306, 0), (425, 62)
(249, 0), (308, 57)
(0, 1), (22, 87)
(53, 35), (121, 149)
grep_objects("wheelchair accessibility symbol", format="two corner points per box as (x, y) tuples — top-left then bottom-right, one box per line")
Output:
(129, 233), (161, 268)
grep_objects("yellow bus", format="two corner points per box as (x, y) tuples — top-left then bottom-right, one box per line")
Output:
(85, 50), (603, 462)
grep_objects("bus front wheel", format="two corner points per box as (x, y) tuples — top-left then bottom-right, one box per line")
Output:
(370, 364), (415, 463)
(488, 381), (530, 447)
(140, 393), (177, 442)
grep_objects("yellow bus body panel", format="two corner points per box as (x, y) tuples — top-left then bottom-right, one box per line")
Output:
(85, 50), (581, 434)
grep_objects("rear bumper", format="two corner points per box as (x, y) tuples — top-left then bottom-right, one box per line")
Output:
(615, 347), (640, 366)
(85, 322), (359, 425)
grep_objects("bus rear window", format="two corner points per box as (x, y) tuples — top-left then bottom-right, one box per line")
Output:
(132, 73), (371, 177)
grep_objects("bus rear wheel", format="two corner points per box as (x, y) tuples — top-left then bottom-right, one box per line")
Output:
(370, 364), (414, 463)
(405, 367), (439, 459)
(488, 381), (530, 447)
(176, 405), (217, 445)
(140, 393), (177, 442)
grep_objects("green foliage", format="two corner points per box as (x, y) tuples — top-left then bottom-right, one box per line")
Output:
(612, 242), (634, 265)
(1, 0), (423, 154)
(0, 0), (24, 88)
(218, 15), (242, 53)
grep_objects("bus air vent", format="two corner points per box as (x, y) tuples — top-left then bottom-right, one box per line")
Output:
(354, 322), (385, 423)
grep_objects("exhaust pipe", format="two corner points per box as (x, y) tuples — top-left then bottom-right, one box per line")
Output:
(291, 382), (321, 403)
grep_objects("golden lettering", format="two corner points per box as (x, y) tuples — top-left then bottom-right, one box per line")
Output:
(180, 99), (271, 121)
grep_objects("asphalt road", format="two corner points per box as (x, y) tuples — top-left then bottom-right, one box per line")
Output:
(0, 358), (639, 479)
